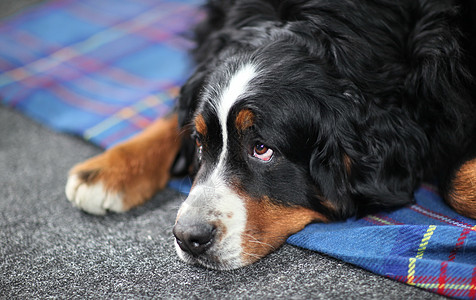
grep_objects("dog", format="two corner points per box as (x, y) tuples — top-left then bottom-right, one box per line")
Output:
(65, 0), (476, 270)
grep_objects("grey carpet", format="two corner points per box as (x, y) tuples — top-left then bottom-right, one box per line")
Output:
(0, 0), (45, 20)
(0, 106), (444, 299)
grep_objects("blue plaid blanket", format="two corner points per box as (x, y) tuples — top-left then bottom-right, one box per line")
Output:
(0, 0), (202, 149)
(1, 1), (475, 298)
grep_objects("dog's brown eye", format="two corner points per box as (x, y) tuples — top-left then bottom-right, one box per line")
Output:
(195, 137), (202, 147)
(254, 144), (267, 155)
(253, 143), (273, 161)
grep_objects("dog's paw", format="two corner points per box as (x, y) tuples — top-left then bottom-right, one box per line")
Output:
(65, 152), (128, 215)
(65, 172), (124, 215)
(65, 144), (166, 215)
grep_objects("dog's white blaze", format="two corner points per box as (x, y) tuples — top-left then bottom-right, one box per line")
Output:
(214, 63), (257, 169)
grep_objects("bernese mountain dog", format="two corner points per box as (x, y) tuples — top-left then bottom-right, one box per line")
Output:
(66, 0), (476, 270)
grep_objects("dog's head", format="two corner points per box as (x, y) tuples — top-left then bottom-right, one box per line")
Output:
(173, 41), (426, 270)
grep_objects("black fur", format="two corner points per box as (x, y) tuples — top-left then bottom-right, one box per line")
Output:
(175, 0), (476, 220)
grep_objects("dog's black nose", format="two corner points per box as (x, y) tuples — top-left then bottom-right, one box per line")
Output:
(173, 222), (216, 257)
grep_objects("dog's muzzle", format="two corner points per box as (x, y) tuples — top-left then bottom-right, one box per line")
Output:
(172, 181), (249, 270)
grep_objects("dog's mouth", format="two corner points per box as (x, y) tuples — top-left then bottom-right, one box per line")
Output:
(172, 182), (327, 270)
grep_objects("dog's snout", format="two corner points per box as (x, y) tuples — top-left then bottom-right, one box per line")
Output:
(173, 221), (216, 257)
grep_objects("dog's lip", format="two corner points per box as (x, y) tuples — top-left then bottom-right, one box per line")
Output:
(176, 242), (244, 270)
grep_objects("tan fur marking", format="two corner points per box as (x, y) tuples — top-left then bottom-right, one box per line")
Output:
(195, 114), (207, 136)
(241, 196), (327, 264)
(343, 154), (352, 175)
(447, 158), (476, 219)
(318, 195), (337, 212)
(235, 109), (254, 132)
(69, 113), (181, 210)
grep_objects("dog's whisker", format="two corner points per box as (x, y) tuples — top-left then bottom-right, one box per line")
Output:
(241, 251), (262, 259)
(243, 233), (276, 250)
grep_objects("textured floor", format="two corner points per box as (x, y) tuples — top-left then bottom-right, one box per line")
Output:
(0, 0), (45, 19)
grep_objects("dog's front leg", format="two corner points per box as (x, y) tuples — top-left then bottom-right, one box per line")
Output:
(65, 114), (182, 215)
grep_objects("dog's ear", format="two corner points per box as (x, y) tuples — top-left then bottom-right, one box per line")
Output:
(308, 91), (429, 218)
(177, 66), (209, 128)
(172, 67), (209, 176)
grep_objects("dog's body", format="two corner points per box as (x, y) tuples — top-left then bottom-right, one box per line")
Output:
(66, 0), (476, 270)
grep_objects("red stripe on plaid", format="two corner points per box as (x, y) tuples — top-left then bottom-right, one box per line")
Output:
(438, 228), (472, 296)
(48, 84), (120, 115)
(70, 55), (161, 88)
(128, 113), (154, 129)
(396, 274), (473, 285)
(450, 228), (471, 262)
(0, 57), (16, 71)
(70, 2), (200, 45)
(449, 275), (472, 299)
(414, 275), (438, 285)
(7, 71), (122, 114)
(469, 267), (476, 299)
(6, 31), (178, 91)
(438, 261), (448, 295)
(97, 103), (174, 147)
(389, 275), (406, 281)
(410, 205), (476, 231)
(5, 31), (61, 66)
(390, 274), (476, 299)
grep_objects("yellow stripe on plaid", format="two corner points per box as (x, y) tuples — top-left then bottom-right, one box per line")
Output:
(413, 283), (474, 290)
(366, 215), (396, 225)
(83, 87), (179, 141)
(407, 225), (437, 286)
